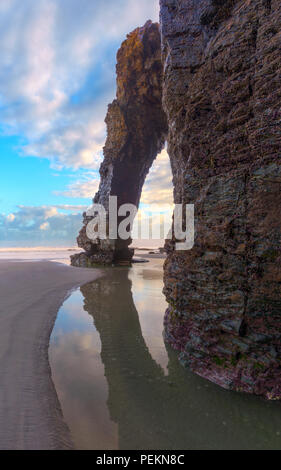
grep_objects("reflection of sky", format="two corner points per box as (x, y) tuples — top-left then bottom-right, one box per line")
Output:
(52, 290), (97, 337)
(50, 327), (118, 450)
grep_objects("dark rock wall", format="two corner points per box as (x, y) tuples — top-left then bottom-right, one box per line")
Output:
(161, 0), (281, 398)
(71, 21), (167, 267)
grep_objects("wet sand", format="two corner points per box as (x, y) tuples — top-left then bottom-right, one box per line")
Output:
(134, 252), (166, 260)
(0, 260), (101, 450)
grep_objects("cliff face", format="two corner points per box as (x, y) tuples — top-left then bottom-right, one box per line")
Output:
(161, 0), (281, 398)
(71, 21), (167, 267)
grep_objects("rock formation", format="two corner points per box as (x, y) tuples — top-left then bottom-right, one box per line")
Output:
(161, 0), (281, 399)
(71, 20), (167, 267)
(73, 1), (281, 399)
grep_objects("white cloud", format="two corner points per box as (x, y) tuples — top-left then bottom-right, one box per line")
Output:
(140, 149), (174, 208)
(54, 204), (88, 212)
(0, 147), (174, 247)
(0, 0), (159, 169)
(6, 213), (15, 222)
(40, 222), (50, 231)
(44, 207), (58, 219)
(0, 205), (85, 246)
(55, 171), (100, 199)
(55, 148), (174, 213)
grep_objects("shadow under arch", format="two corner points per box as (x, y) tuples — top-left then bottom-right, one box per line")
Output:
(80, 268), (281, 450)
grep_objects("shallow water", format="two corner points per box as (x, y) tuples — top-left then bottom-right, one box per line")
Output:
(0, 247), (79, 264)
(49, 259), (281, 450)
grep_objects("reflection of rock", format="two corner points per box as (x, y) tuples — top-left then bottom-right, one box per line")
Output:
(132, 258), (149, 264)
(80, 271), (165, 448)
(72, 21), (167, 267)
(161, 0), (281, 399)
(80, 272), (281, 450)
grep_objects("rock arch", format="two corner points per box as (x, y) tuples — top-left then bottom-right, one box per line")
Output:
(72, 1), (281, 400)
(71, 21), (168, 267)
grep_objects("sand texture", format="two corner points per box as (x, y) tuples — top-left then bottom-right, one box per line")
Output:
(0, 261), (101, 450)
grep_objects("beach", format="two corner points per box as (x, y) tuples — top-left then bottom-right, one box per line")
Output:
(0, 259), (101, 450)
(0, 252), (280, 450)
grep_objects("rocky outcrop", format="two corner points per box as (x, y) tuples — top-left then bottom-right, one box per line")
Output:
(72, 1), (281, 399)
(161, 0), (281, 399)
(71, 20), (167, 267)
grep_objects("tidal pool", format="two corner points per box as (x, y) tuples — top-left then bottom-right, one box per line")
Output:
(49, 258), (281, 450)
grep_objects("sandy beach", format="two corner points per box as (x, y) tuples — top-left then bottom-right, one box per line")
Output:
(0, 260), (101, 450)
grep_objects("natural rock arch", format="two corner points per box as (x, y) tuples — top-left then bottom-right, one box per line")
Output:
(72, 1), (281, 400)
(71, 21), (168, 267)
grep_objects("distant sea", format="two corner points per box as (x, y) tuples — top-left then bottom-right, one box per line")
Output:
(0, 247), (80, 264)
(0, 242), (163, 264)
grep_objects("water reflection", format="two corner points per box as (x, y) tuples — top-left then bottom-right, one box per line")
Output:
(50, 261), (281, 450)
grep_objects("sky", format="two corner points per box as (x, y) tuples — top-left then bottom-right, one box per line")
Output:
(0, 0), (173, 247)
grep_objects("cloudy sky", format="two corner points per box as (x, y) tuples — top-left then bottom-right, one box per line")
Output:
(0, 0), (173, 247)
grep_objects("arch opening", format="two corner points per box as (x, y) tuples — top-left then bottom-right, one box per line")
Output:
(131, 146), (173, 251)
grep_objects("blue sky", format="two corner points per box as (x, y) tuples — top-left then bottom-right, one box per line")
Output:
(0, 0), (172, 247)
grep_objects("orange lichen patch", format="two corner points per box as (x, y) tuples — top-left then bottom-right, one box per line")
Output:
(116, 21), (161, 104)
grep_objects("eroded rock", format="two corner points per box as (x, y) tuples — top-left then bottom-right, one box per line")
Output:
(72, 1), (281, 399)
(71, 20), (167, 267)
(161, 0), (281, 399)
